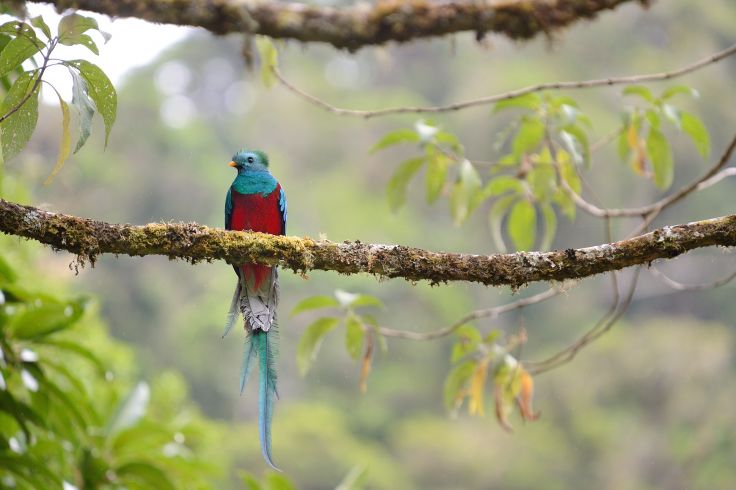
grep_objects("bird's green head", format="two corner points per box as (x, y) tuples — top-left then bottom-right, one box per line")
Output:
(229, 149), (269, 171)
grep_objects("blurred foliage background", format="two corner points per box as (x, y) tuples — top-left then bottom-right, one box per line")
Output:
(2, 0), (736, 488)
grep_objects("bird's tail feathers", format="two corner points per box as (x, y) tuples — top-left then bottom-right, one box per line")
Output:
(222, 279), (242, 338)
(256, 327), (279, 471)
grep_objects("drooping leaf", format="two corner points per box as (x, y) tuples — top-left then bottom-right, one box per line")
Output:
(557, 149), (582, 194)
(680, 111), (710, 158)
(345, 314), (364, 360)
(507, 199), (537, 251)
(660, 85), (699, 100)
(511, 118), (544, 158)
(43, 87), (72, 185)
(370, 128), (419, 153)
(517, 368), (539, 421)
(539, 203), (557, 251)
(468, 359), (490, 416)
(0, 71), (38, 161)
(256, 36), (278, 87)
(69, 60), (116, 146)
(265, 472), (297, 490)
(646, 127), (674, 190)
(493, 93), (542, 113)
(58, 13), (99, 44)
(115, 461), (176, 490)
(107, 382), (150, 434)
(386, 156), (425, 212)
(69, 67), (95, 153)
(560, 124), (590, 166)
(443, 360), (474, 412)
(488, 194), (517, 252)
(661, 103), (681, 130)
(0, 35), (40, 77)
(290, 295), (339, 316)
(527, 161), (556, 203)
(29, 16), (51, 39)
(296, 317), (339, 375)
(7, 299), (83, 339)
(359, 333), (374, 393)
(450, 324), (481, 363)
(425, 151), (450, 203)
(622, 85), (655, 103)
(449, 159), (482, 224)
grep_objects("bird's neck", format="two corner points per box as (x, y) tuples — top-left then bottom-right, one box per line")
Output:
(232, 169), (277, 195)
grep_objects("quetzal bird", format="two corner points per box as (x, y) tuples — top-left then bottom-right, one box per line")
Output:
(223, 149), (286, 470)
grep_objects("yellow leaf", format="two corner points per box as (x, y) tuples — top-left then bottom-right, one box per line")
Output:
(468, 359), (489, 416)
(359, 333), (374, 394)
(516, 368), (540, 422)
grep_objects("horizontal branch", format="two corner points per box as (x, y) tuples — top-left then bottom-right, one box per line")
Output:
(46, 0), (646, 50)
(1, 199), (735, 288)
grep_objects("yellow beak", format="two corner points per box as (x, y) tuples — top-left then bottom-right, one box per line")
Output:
(228, 161), (237, 167)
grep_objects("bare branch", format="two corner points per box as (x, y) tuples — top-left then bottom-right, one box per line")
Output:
(46, 0), (646, 51)
(1, 198), (736, 288)
(377, 286), (563, 340)
(527, 267), (641, 374)
(648, 266), (736, 292)
(272, 42), (736, 117)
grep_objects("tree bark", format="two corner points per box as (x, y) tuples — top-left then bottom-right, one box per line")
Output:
(1, 198), (733, 288)
(45, 0), (650, 50)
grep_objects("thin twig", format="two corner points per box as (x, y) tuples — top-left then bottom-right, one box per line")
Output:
(648, 266), (736, 292)
(273, 42), (736, 118)
(527, 267), (641, 374)
(377, 286), (563, 341)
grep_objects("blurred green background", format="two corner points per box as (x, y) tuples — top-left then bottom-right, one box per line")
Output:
(3, 0), (736, 488)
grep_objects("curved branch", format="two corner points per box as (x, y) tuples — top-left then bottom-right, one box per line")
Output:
(46, 0), (647, 51)
(272, 42), (736, 117)
(1, 199), (736, 288)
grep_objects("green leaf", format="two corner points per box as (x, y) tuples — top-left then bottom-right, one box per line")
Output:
(58, 13), (99, 44)
(661, 104), (681, 130)
(449, 159), (482, 224)
(256, 36), (278, 88)
(487, 175), (524, 196)
(527, 162), (556, 203)
(290, 295), (339, 316)
(489, 195), (516, 252)
(0, 71), (39, 161)
(37, 339), (106, 374)
(444, 360), (475, 411)
(435, 131), (462, 152)
(265, 473), (297, 490)
(540, 203), (557, 251)
(425, 151), (450, 203)
(680, 111), (710, 158)
(370, 128), (419, 153)
(296, 317), (340, 375)
(623, 85), (655, 103)
(646, 127), (674, 190)
(69, 67), (95, 153)
(345, 314), (364, 360)
(240, 472), (263, 490)
(30, 16), (51, 39)
(350, 294), (384, 309)
(645, 108), (660, 129)
(507, 199), (537, 251)
(108, 382), (150, 434)
(512, 118), (544, 158)
(493, 93), (542, 113)
(43, 86), (72, 185)
(661, 85), (699, 100)
(386, 157), (425, 212)
(115, 461), (176, 490)
(8, 299), (83, 339)
(617, 125), (630, 162)
(73, 33), (99, 55)
(451, 324), (481, 363)
(69, 60), (116, 146)
(0, 34), (40, 77)
(560, 125), (590, 166)
(557, 149), (582, 194)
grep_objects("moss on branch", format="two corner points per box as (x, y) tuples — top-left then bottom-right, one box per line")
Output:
(45, 0), (649, 50)
(1, 199), (734, 288)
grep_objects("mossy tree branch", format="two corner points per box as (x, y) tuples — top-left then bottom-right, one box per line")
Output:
(1, 198), (734, 288)
(44, 0), (649, 50)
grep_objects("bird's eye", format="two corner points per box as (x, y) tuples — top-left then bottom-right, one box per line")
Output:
(247, 156), (255, 164)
